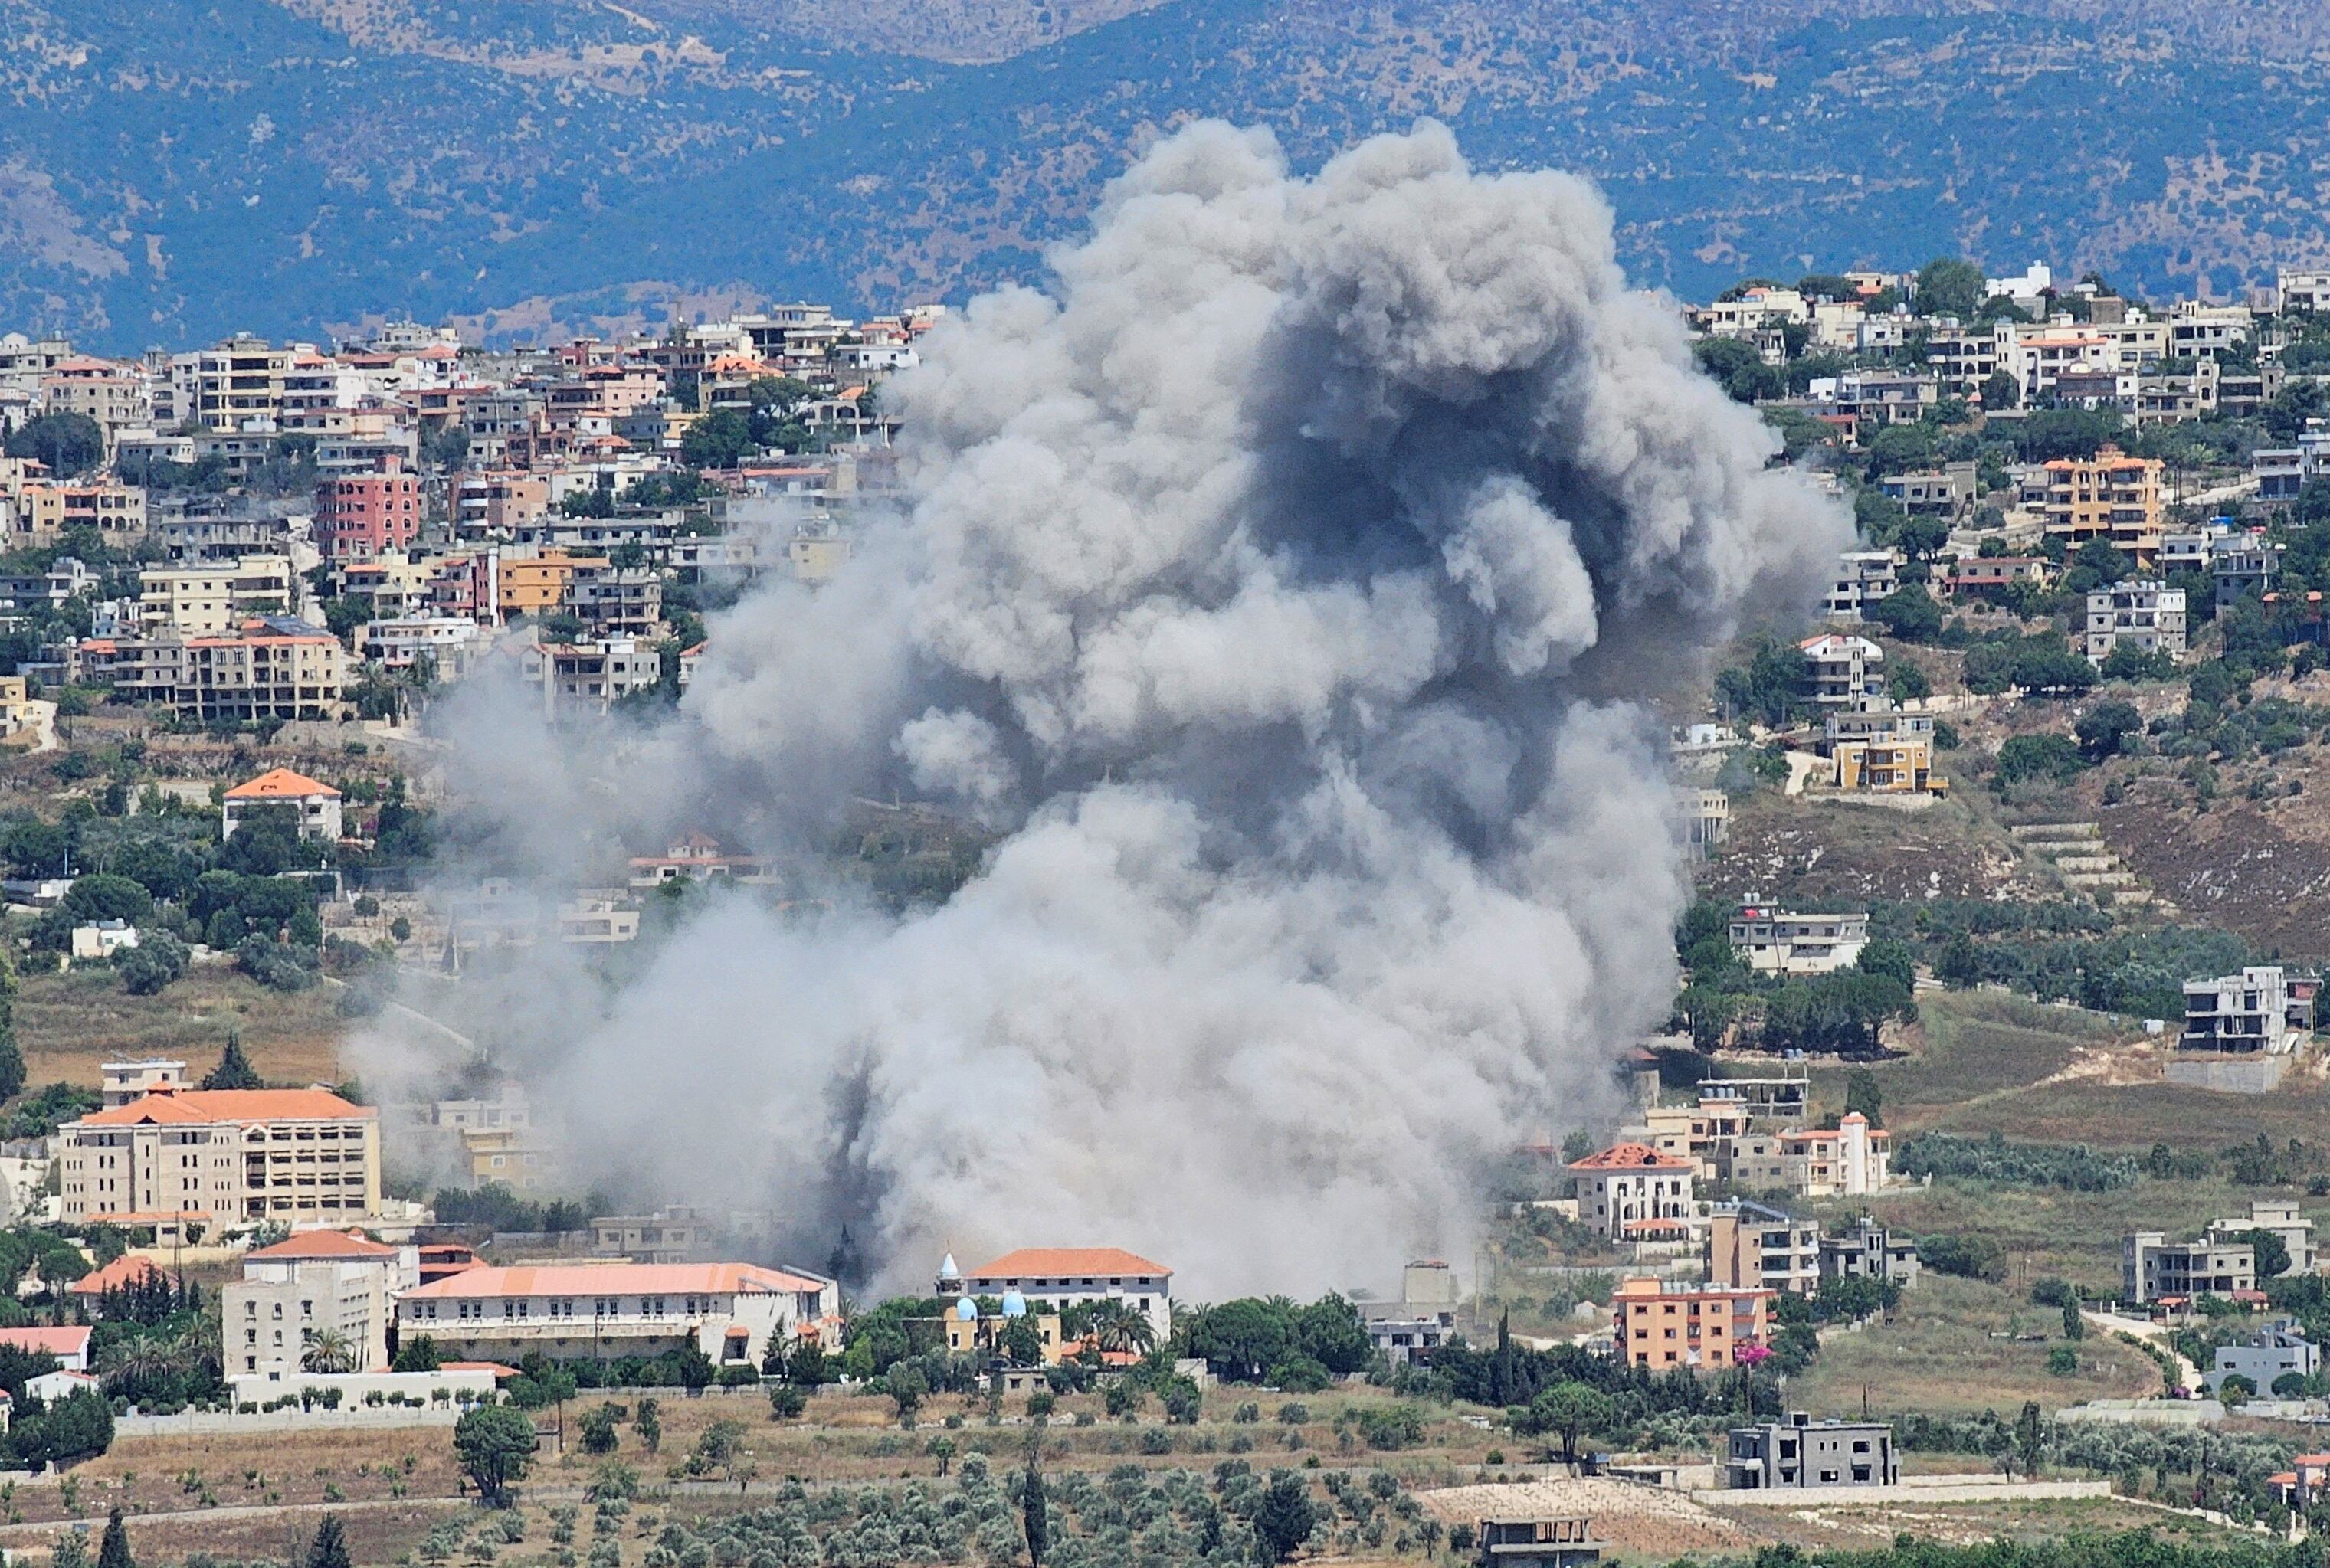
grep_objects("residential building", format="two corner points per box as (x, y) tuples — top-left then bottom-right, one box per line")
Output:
(70, 921), (139, 961)
(1611, 1277), (1772, 1370)
(2124, 1232), (2256, 1304)
(454, 472), (552, 535)
(1707, 1202), (1821, 1296)
(68, 1254), (169, 1318)
(1686, 788), (1729, 859)
(313, 458), (423, 563)
(564, 568), (663, 637)
(2082, 581), (2187, 663)
(57, 1087), (382, 1234)
(41, 358), (149, 444)
(0, 1326), (91, 1373)
(2207, 1200), (2317, 1275)
(221, 767), (343, 843)
(100, 1059), (187, 1107)
(1781, 1116), (1893, 1197)
(2203, 1322), (2319, 1396)
(224, 1230), (419, 1384)
(1879, 463), (1979, 524)
(1728, 901), (1870, 975)
(519, 635), (660, 716)
(138, 556), (300, 635)
(1819, 1217), (1921, 1288)
(192, 338), (300, 430)
(1727, 1413), (1898, 1489)
(2213, 535), (2282, 609)
(625, 833), (771, 889)
(2038, 445), (2165, 563)
(1566, 1144), (1697, 1242)
(1466, 1517), (1608, 1568)
(2181, 966), (2316, 1054)
(1823, 552), (1899, 623)
(2279, 269), (2330, 315)
(592, 1206), (713, 1265)
(497, 550), (608, 620)
(1361, 1260), (1460, 1367)
(1796, 634), (1885, 707)
(111, 620), (347, 722)
(395, 1262), (837, 1365)
(359, 615), (484, 677)
(943, 1301), (1068, 1365)
(949, 1247), (1174, 1344)
(1822, 698), (1944, 795)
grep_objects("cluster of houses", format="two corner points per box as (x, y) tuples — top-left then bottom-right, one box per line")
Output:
(0, 304), (929, 722)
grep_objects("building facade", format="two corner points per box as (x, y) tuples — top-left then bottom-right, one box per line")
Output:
(1728, 1413), (1899, 1489)
(949, 1248), (1175, 1344)
(224, 1230), (419, 1384)
(2124, 1232), (2256, 1304)
(1612, 1278), (1772, 1370)
(395, 1262), (837, 1364)
(58, 1087), (382, 1233)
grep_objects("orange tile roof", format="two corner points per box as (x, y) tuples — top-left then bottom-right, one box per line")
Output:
(224, 767), (339, 800)
(964, 1248), (1171, 1279)
(0, 1326), (90, 1358)
(67, 1255), (166, 1296)
(401, 1262), (824, 1299)
(245, 1229), (398, 1262)
(1568, 1142), (1696, 1172)
(79, 1088), (372, 1127)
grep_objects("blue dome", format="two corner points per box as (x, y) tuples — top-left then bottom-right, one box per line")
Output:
(1000, 1291), (1027, 1318)
(955, 1296), (978, 1321)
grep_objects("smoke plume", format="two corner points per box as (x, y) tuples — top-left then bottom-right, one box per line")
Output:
(379, 120), (1848, 1296)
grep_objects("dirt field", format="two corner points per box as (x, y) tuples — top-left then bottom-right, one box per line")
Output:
(14, 964), (347, 1090)
(1699, 789), (2058, 907)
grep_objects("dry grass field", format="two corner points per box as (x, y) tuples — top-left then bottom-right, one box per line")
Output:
(13, 963), (347, 1090)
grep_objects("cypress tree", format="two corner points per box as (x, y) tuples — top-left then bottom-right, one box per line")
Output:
(96, 1507), (132, 1568)
(1021, 1444), (1048, 1568)
(201, 1032), (262, 1091)
(305, 1514), (352, 1568)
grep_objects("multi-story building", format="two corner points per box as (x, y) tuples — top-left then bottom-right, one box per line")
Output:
(1819, 1217), (1922, 1288)
(1611, 1277), (1772, 1370)
(519, 634), (660, 715)
(224, 1229), (419, 1385)
(1729, 901), (1870, 975)
(592, 1206), (713, 1265)
(111, 617), (347, 722)
(41, 358), (150, 444)
(1728, 1413), (1898, 1489)
(2207, 1200), (2318, 1275)
(313, 457), (423, 563)
(498, 550), (608, 621)
(2038, 445), (2165, 564)
(2181, 965), (2315, 1054)
(139, 555), (300, 634)
(2212, 536), (2282, 609)
(2082, 581), (2187, 663)
(57, 1086), (382, 1236)
(1796, 634), (1885, 707)
(1707, 1202), (1822, 1297)
(221, 767), (343, 843)
(395, 1261), (837, 1366)
(1938, 556), (2050, 598)
(564, 568), (663, 638)
(946, 1247), (1175, 1344)
(1780, 1115), (1893, 1197)
(2124, 1232), (2256, 1304)
(1879, 463), (1979, 523)
(2204, 1323), (2319, 1396)
(1822, 552), (1899, 623)
(454, 472), (552, 536)
(192, 337), (301, 431)
(1566, 1143), (1697, 1241)
(1822, 697), (1944, 794)
(359, 616), (483, 678)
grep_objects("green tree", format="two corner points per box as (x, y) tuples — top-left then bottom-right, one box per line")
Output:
(1509, 1382), (1615, 1465)
(1868, 583), (1943, 641)
(2242, 1228), (2293, 1279)
(1844, 1069), (1883, 1125)
(201, 1033), (264, 1090)
(1979, 371), (2020, 411)
(1021, 1443), (1049, 1567)
(1856, 940), (1916, 990)
(2074, 701), (2142, 761)
(454, 1403), (537, 1506)
(2062, 1298), (2084, 1340)
(97, 1507), (133, 1568)
(1997, 733), (2085, 787)
(2014, 1399), (2044, 1478)
(680, 408), (752, 469)
(305, 1515), (352, 1568)
(1693, 337), (1782, 403)
(635, 1397), (661, 1455)
(392, 1334), (441, 1373)
(5, 413), (104, 478)
(886, 1363), (926, 1426)
(1253, 1471), (1319, 1563)
(1938, 934), (1981, 988)
(1915, 257), (1986, 320)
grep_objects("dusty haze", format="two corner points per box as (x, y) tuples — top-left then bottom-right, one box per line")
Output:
(364, 119), (1850, 1297)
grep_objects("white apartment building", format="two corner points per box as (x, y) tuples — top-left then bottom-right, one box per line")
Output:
(225, 1230), (419, 1384)
(1779, 1115), (1893, 1196)
(2280, 269), (2330, 315)
(519, 634), (661, 716)
(395, 1262), (837, 1365)
(1565, 1143), (1699, 1242)
(1729, 900), (1870, 975)
(139, 556), (300, 634)
(2208, 1200), (2318, 1275)
(359, 616), (483, 676)
(1797, 634), (1886, 707)
(1824, 552), (1899, 623)
(945, 1247), (1176, 1344)
(57, 1088), (382, 1236)
(2082, 581), (2187, 663)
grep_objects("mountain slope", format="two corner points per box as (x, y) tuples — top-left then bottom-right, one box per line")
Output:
(6, 0), (2330, 349)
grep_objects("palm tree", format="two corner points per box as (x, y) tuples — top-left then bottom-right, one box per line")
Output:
(302, 1327), (358, 1374)
(1086, 1300), (1156, 1357)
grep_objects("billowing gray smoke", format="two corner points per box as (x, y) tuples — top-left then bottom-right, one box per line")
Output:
(382, 120), (1848, 1296)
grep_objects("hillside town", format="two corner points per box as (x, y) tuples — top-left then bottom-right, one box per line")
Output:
(0, 249), (2327, 1567)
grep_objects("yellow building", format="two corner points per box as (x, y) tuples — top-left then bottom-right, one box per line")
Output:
(1822, 699), (1947, 795)
(942, 1303), (1067, 1365)
(57, 1087), (381, 1235)
(2039, 444), (2165, 565)
(461, 1126), (549, 1192)
(498, 550), (609, 620)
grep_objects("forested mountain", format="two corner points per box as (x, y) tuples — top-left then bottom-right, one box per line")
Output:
(8, 0), (2330, 349)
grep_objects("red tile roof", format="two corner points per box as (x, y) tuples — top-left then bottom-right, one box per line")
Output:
(964, 1248), (1171, 1279)
(0, 1326), (90, 1359)
(246, 1230), (398, 1262)
(67, 1255), (166, 1296)
(79, 1088), (372, 1127)
(1567, 1142), (1696, 1172)
(401, 1262), (823, 1299)
(224, 768), (339, 800)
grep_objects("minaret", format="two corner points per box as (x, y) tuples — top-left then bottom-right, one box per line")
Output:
(936, 1250), (962, 1295)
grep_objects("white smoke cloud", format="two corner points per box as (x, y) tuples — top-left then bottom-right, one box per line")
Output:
(375, 119), (1848, 1298)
